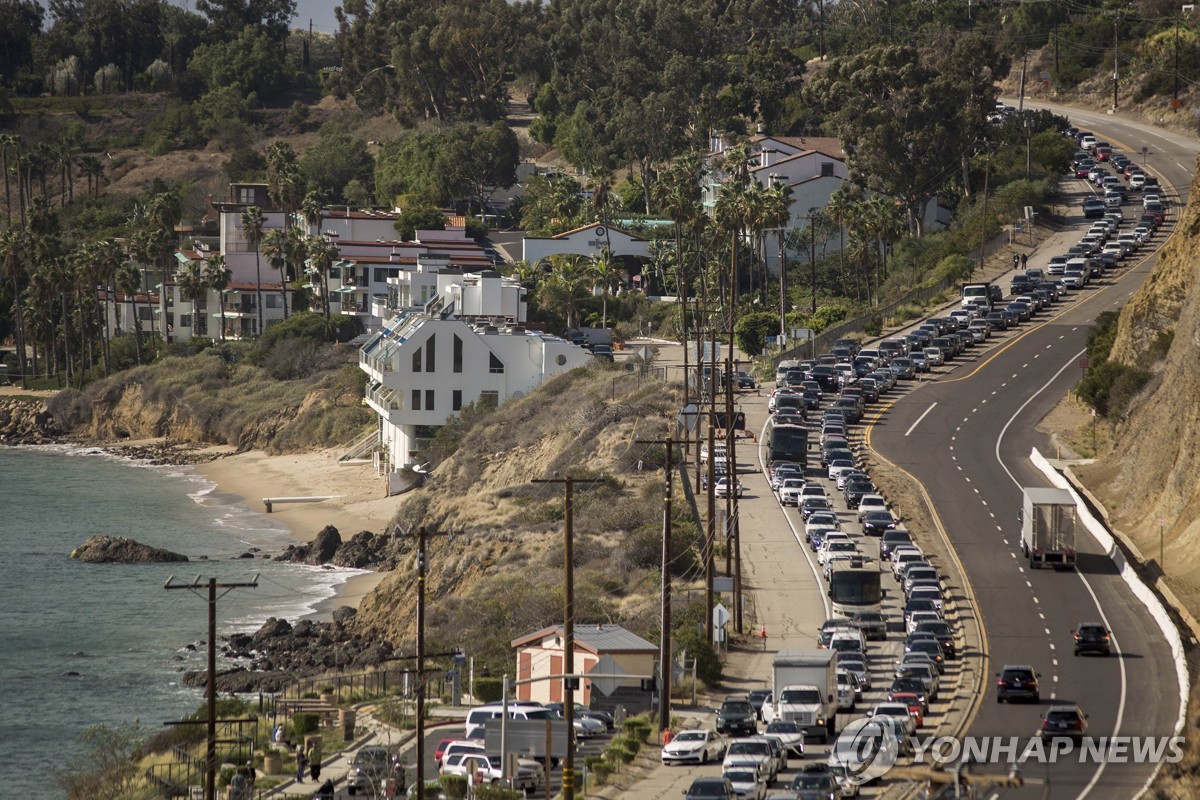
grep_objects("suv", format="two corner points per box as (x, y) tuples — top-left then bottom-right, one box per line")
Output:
(685, 777), (736, 800)
(1041, 705), (1088, 741)
(347, 746), (393, 796)
(1072, 623), (1112, 656)
(995, 664), (1040, 703)
(716, 698), (758, 737)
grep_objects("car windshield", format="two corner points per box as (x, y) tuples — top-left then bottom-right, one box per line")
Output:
(688, 781), (732, 797)
(1047, 711), (1080, 723)
(779, 689), (821, 704)
(1005, 669), (1034, 681)
(767, 722), (800, 734)
(792, 775), (835, 789)
(721, 702), (753, 715)
(726, 771), (756, 784)
(728, 742), (769, 756)
(675, 731), (706, 742)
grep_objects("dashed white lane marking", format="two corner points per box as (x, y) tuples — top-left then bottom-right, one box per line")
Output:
(964, 477), (971, 483)
(1001, 382), (1008, 387)
(1046, 344), (1053, 349)
(1022, 363), (1029, 368)
(981, 500), (988, 507)
(991, 390), (998, 395)
(1034, 354), (1040, 359)
(1010, 552), (1017, 558)
(1012, 374), (1018, 379)
(1038, 612), (1046, 620)
(1026, 581), (1033, 588)
(1045, 628), (1052, 636)
(1034, 598), (1041, 605)
(1059, 335), (1065, 339)
(973, 487), (980, 494)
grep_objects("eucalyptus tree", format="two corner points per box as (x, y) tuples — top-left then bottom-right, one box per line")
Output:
(240, 205), (266, 334)
(202, 254), (231, 341)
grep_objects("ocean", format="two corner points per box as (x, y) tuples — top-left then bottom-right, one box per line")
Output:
(0, 445), (364, 797)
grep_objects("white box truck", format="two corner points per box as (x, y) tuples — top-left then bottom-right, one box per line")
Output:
(1020, 487), (1077, 569)
(765, 649), (838, 742)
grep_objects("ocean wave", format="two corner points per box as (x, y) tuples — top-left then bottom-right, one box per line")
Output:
(224, 564), (371, 631)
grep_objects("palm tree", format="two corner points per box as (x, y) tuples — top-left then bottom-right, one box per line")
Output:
(503, 259), (543, 292)
(0, 229), (28, 387)
(203, 255), (231, 341)
(78, 155), (104, 195)
(536, 256), (589, 331)
(305, 235), (337, 320)
(241, 206), (266, 335)
(587, 248), (624, 330)
(825, 186), (861, 299)
(261, 227), (290, 319)
(54, 137), (74, 207)
(301, 190), (324, 235)
(93, 239), (123, 374)
(762, 180), (794, 324)
(0, 134), (19, 225)
(115, 259), (144, 364)
(176, 261), (208, 337)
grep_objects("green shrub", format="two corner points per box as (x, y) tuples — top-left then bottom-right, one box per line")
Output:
(441, 774), (469, 799)
(472, 676), (505, 704)
(589, 760), (613, 783)
(863, 315), (882, 337)
(1148, 329), (1174, 362)
(606, 741), (636, 764)
(473, 786), (524, 800)
(292, 713), (319, 736)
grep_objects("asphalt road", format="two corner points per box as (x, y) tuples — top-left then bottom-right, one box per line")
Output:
(870, 107), (1197, 800)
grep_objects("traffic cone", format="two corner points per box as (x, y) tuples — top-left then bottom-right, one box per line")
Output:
(760, 625), (767, 638)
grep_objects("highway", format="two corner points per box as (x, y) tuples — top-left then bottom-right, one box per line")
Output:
(870, 105), (1197, 799)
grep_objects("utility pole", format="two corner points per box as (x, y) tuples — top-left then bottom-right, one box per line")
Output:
(724, 227), (742, 636)
(1018, 52), (1027, 112)
(164, 575), (259, 800)
(705, 325), (717, 646)
(976, 145), (991, 273)
(532, 478), (578, 800)
(635, 434), (688, 732)
(415, 526), (427, 800)
(1112, 19), (1119, 112)
(809, 210), (818, 315)
(1174, 20), (1181, 106)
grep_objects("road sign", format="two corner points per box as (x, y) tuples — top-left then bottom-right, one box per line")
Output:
(713, 576), (734, 593)
(713, 603), (731, 629)
(791, 328), (813, 340)
(678, 403), (700, 432)
(485, 720), (570, 759)
(1079, 356), (1089, 370)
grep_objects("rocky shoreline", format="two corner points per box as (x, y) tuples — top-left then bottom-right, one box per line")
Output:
(182, 609), (396, 693)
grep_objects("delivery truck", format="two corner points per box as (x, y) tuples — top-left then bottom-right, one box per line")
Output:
(1020, 487), (1077, 569)
(764, 649), (838, 742)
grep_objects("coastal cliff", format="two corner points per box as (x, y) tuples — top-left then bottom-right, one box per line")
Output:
(1076, 154), (1200, 610)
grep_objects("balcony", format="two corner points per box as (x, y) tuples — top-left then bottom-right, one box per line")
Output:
(365, 382), (401, 416)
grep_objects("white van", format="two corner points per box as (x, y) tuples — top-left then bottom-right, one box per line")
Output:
(464, 702), (555, 739)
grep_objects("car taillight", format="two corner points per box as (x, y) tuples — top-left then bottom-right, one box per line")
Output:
(997, 679), (1005, 687)
(1043, 720), (1050, 729)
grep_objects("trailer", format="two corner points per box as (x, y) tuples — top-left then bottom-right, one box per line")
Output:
(1020, 487), (1077, 569)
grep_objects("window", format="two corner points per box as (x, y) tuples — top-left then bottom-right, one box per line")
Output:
(479, 391), (499, 408)
(180, 313), (192, 327)
(489, 353), (504, 374)
(821, 162), (835, 177)
(425, 389), (435, 410)
(375, 268), (391, 284)
(453, 335), (463, 373)
(266, 294), (279, 309)
(412, 348), (422, 372)
(425, 333), (436, 372)
(411, 389), (421, 410)
(453, 390), (462, 411)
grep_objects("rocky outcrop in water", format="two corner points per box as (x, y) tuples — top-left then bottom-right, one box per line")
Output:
(182, 610), (393, 692)
(0, 397), (60, 444)
(70, 535), (189, 563)
(275, 525), (403, 569)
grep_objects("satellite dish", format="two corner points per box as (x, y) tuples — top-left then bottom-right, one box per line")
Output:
(624, 362), (636, 373)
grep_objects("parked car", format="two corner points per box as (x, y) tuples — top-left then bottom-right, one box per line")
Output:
(663, 729), (728, 765)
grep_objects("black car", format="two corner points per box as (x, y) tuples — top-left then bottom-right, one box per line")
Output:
(862, 510), (897, 537)
(890, 676), (930, 709)
(684, 777), (736, 800)
(904, 638), (946, 673)
(1072, 623), (1112, 656)
(790, 764), (841, 799)
(844, 479), (875, 507)
(903, 597), (938, 625)
(852, 611), (888, 641)
(733, 371), (757, 389)
(747, 689), (773, 720)
(914, 619), (957, 660)
(880, 529), (913, 559)
(715, 698), (757, 737)
(995, 664), (1040, 703)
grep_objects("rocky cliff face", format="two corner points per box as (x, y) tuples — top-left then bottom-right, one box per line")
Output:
(0, 397), (61, 444)
(1077, 153), (1200, 608)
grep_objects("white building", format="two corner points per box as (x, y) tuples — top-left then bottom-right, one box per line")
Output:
(522, 222), (652, 264)
(359, 269), (592, 490)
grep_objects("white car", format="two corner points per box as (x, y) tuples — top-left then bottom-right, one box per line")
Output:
(778, 478), (805, 506)
(907, 610), (942, 635)
(856, 494), (888, 522)
(723, 765), (766, 800)
(723, 739), (777, 783)
(763, 722), (806, 759)
(662, 729), (727, 765)
(828, 459), (857, 482)
(819, 540), (859, 567)
(1143, 193), (1161, 207)
(806, 512), (841, 533)
(441, 753), (541, 791)
(924, 347), (944, 366)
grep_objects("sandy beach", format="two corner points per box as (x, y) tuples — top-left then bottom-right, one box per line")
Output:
(197, 448), (404, 611)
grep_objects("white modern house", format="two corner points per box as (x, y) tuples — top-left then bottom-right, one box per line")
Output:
(159, 186), (497, 341)
(358, 268), (592, 491)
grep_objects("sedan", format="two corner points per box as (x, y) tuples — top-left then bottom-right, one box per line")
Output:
(923, 347), (944, 366)
(852, 612), (888, 641)
(733, 371), (757, 389)
(722, 767), (765, 800)
(715, 477), (745, 498)
(663, 729), (727, 765)
(764, 721), (805, 759)
(862, 510), (897, 537)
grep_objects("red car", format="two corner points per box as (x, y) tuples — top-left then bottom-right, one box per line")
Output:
(434, 738), (455, 765)
(888, 692), (925, 728)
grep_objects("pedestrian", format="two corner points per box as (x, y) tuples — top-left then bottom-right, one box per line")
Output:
(230, 767), (246, 800)
(315, 778), (335, 800)
(245, 761), (256, 795)
(295, 746), (307, 783)
(307, 741), (321, 781)
(1021, 253), (1028, 268)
